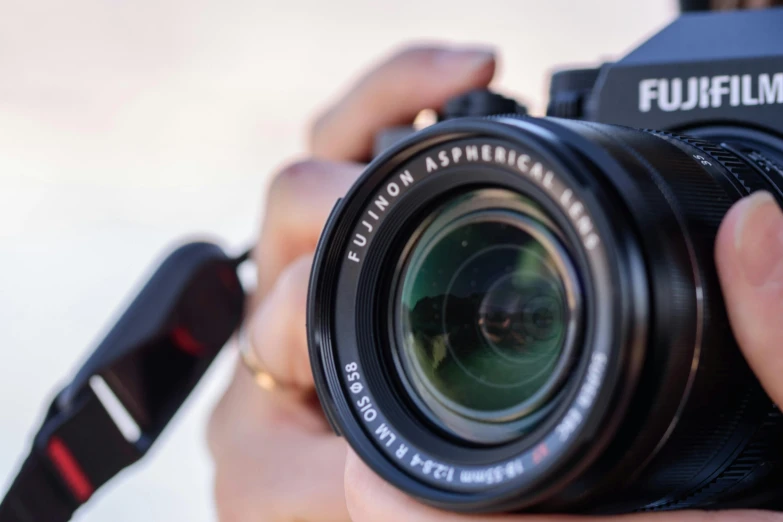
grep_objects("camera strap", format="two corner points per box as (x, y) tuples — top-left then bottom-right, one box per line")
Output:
(0, 387), (143, 522)
(0, 242), (250, 522)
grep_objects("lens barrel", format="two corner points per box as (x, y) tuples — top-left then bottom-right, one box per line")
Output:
(308, 116), (783, 513)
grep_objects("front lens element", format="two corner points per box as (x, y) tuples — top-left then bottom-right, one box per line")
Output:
(395, 189), (582, 441)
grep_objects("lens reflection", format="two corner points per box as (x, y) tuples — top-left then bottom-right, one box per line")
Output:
(395, 190), (581, 435)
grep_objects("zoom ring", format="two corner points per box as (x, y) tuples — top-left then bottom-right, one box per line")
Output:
(634, 129), (782, 509)
(565, 122), (774, 510)
(648, 130), (766, 196)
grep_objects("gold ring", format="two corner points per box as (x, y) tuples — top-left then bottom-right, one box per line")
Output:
(237, 326), (295, 392)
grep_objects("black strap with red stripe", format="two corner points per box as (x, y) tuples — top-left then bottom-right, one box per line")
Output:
(0, 242), (248, 521)
(0, 387), (141, 521)
(1, 451), (76, 521)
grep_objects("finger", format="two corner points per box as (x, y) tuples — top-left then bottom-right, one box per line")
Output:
(249, 254), (314, 391)
(255, 159), (364, 302)
(716, 191), (783, 407)
(210, 373), (349, 521)
(344, 451), (775, 522)
(310, 45), (496, 161)
(216, 432), (349, 522)
(208, 255), (326, 458)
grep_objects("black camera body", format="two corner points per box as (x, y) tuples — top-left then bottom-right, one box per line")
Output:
(309, 7), (783, 516)
(564, 8), (783, 137)
(546, 7), (783, 162)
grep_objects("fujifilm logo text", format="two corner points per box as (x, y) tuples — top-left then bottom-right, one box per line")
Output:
(639, 73), (783, 112)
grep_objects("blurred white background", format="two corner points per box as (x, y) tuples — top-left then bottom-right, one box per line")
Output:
(0, 1), (676, 520)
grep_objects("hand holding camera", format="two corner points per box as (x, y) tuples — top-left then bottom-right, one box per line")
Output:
(4, 7), (783, 522)
(211, 8), (783, 520)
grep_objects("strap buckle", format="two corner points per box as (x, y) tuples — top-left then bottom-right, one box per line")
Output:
(34, 383), (145, 505)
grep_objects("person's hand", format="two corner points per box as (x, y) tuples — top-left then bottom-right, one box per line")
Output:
(206, 45), (497, 522)
(343, 190), (783, 522)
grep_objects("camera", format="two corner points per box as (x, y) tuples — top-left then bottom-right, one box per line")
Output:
(308, 7), (783, 514)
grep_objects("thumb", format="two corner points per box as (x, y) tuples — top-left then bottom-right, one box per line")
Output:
(716, 190), (783, 406)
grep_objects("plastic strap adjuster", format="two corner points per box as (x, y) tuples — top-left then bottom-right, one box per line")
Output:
(34, 385), (143, 507)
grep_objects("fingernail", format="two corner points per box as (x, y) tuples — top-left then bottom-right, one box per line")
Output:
(734, 191), (783, 287)
(434, 48), (495, 72)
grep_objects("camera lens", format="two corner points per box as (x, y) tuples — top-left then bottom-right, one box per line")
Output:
(310, 116), (783, 513)
(394, 189), (581, 443)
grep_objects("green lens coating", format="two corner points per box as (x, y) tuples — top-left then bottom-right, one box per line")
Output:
(395, 190), (581, 436)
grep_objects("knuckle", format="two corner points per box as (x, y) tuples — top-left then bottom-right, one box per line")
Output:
(269, 159), (323, 200)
